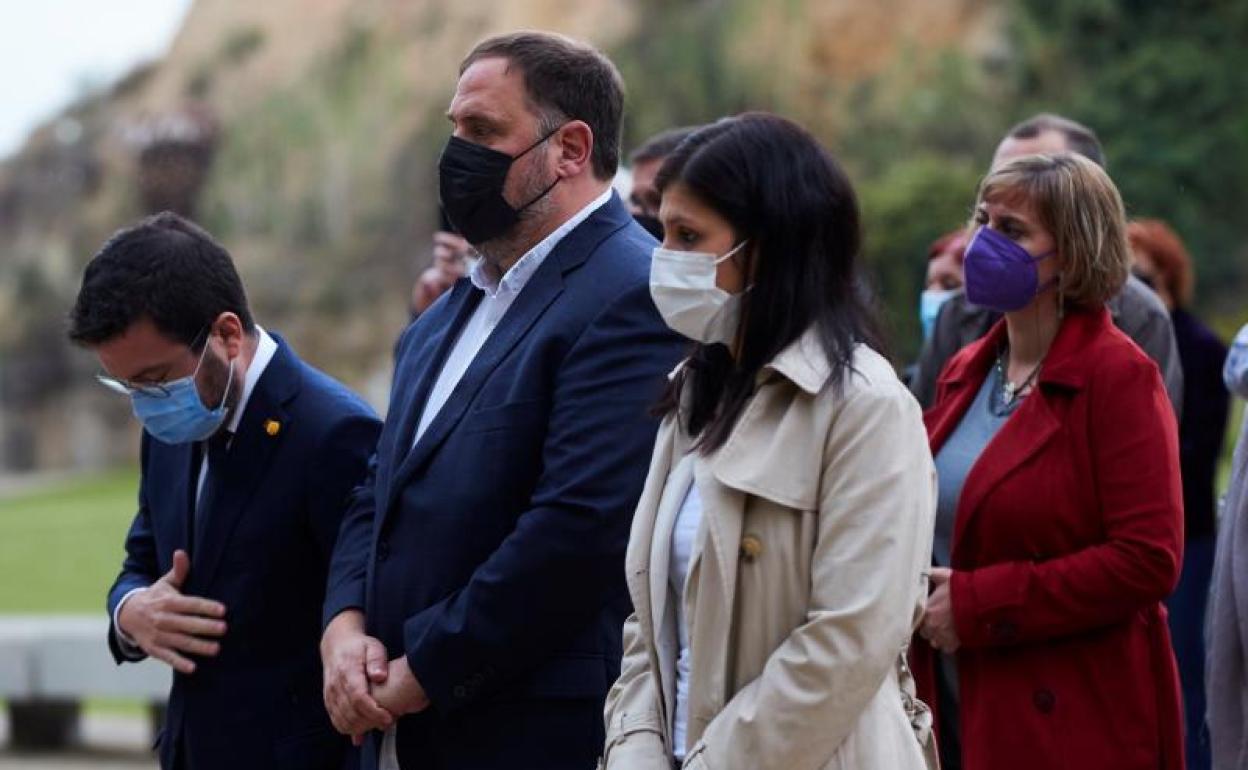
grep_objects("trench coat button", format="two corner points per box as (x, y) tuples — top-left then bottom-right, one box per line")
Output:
(377, 541), (390, 562)
(739, 535), (763, 562)
(1032, 689), (1056, 714)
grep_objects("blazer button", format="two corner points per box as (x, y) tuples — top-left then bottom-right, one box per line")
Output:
(739, 535), (763, 562)
(377, 541), (390, 562)
(1032, 689), (1056, 714)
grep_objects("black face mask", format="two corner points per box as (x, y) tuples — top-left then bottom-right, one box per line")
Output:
(437, 129), (561, 245)
(633, 212), (664, 240)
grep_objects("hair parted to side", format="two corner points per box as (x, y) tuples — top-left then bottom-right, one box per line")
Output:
(976, 152), (1130, 309)
(461, 30), (625, 180)
(68, 211), (255, 348)
(629, 126), (699, 166)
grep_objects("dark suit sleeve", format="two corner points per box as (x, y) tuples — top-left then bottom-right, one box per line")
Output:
(401, 283), (685, 712)
(106, 433), (160, 664)
(307, 409), (382, 567)
(323, 448), (380, 628)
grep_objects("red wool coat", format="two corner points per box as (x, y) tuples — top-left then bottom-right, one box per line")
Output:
(915, 307), (1185, 770)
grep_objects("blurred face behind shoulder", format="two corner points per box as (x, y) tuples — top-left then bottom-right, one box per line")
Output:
(658, 181), (750, 293)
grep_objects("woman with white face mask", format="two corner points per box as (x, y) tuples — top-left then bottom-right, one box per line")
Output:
(602, 113), (938, 770)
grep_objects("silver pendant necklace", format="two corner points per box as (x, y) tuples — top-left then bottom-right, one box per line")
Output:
(995, 347), (1043, 406)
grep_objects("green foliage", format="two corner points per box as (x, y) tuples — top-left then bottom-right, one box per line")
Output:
(1006, 0), (1248, 304)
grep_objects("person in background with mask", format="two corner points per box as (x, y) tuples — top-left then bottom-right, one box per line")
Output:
(319, 31), (685, 770)
(910, 114), (1183, 414)
(626, 126), (697, 239)
(602, 113), (937, 770)
(1206, 320), (1248, 769)
(920, 230), (968, 342)
(67, 212), (381, 770)
(1128, 218), (1226, 770)
(916, 153), (1184, 770)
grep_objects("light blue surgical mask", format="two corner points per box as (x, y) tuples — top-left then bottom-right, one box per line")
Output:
(919, 288), (957, 341)
(111, 341), (236, 445)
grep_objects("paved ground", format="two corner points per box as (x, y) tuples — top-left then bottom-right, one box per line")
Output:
(0, 713), (155, 770)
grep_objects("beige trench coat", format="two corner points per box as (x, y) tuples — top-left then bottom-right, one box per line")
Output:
(602, 333), (938, 770)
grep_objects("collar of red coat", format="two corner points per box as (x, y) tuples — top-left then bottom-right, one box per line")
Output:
(935, 304), (1113, 394)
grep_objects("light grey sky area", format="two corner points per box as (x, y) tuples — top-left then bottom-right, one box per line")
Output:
(0, 0), (192, 159)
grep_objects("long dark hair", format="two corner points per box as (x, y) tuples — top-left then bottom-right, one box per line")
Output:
(655, 113), (885, 453)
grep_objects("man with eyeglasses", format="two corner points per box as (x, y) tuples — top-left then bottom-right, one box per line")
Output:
(68, 212), (381, 770)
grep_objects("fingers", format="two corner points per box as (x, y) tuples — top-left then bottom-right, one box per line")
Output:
(325, 652), (392, 735)
(929, 567), (952, 585)
(364, 639), (389, 684)
(152, 645), (197, 675)
(158, 632), (221, 658)
(352, 733), (365, 747)
(166, 594), (227, 619)
(164, 550), (191, 588)
(156, 611), (227, 638)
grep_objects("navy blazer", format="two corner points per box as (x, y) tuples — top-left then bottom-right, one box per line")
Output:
(325, 194), (686, 769)
(107, 336), (380, 770)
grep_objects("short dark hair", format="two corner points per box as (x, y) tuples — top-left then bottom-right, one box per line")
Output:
(629, 126), (698, 166)
(655, 113), (884, 453)
(1006, 113), (1106, 168)
(68, 212), (255, 348)
(461, 31), (625, 180)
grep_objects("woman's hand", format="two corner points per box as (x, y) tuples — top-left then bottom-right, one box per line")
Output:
(920, 567), (961, 653)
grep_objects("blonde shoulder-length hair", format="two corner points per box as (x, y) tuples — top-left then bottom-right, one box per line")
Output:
(973, 152), (1130, 308)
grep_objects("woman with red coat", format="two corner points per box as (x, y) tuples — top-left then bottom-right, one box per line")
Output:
(915, 152), (1185, 770)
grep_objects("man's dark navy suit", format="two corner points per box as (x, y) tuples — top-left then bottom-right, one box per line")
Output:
(324, 194), (686, 769)
(107, 336), (381, 770)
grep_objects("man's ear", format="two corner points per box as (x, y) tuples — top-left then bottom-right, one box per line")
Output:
(553, 120), (594, 179)
(212, 312), (246, 357)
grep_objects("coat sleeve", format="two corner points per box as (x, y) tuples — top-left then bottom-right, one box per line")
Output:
(106, 433), (160, 664)
(685, 380), (937, 770)
(601, 612), (670, 769)
(400, 283), (686, 712)
(322, 448), (379, 628)
(950, 355), (1183, 649)
(307, 408), (381, 567)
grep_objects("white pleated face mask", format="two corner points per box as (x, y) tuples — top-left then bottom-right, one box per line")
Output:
(649, 241), (748, 344)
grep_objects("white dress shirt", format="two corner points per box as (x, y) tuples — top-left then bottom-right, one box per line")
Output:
(113, 327), (278, 656)
(382, 189), (611, 769)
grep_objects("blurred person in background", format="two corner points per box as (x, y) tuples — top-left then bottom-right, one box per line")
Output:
(916, 153), (1184, 770)
(626, 126), (697, 239)
(68, 212), (381, 770)
(1129, 218), (1227, 770)
(910, 113), (1183, 413)
(409, 211), (475, 319)
(602, 113), (937, 770)
(920, 230), (968, 342)
(1210, 321), (1248, 769)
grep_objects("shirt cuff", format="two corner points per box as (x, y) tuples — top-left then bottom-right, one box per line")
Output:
(113, 587), (147, 660)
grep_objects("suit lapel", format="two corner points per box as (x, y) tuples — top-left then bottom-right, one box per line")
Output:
(193, 342), (300, 589)
(383, 260), (564, 517)
(391, 282), (482, 456)
(381, 195), (633, 519)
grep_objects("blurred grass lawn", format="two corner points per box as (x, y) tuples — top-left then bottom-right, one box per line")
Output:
(0, 467), (139, 612)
